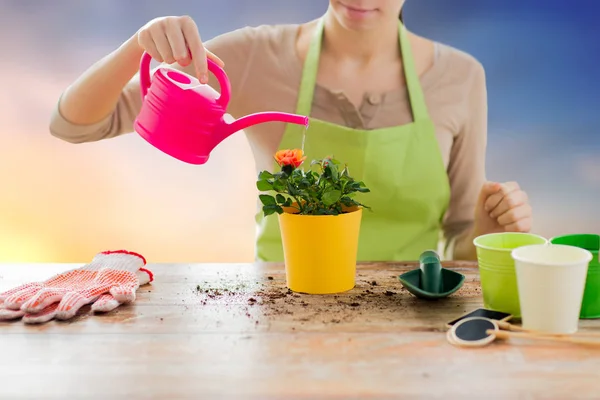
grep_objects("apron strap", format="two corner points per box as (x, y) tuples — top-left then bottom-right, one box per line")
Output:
(294, 18), (324, 117)
(294, 17), (429, 122)
(399, 22), (429, 121)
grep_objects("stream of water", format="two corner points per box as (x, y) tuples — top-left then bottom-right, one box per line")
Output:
(301, 124), (308, 153)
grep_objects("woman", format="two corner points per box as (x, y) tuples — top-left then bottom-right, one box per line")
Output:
(49, 1), (533, 261)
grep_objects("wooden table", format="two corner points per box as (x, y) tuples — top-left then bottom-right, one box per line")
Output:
(1, 261), (599, 399)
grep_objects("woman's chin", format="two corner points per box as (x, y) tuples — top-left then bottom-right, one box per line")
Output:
(338, 16), (380, 31)
(336, 7), (381, 31)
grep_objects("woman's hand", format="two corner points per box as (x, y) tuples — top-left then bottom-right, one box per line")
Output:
(453, 181), (533, 260)
(137, 16), (224, 83)
(474, 181), (533, 235)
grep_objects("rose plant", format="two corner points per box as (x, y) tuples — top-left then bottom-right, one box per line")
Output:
(256, 149), (370, 216)
(257, 149), (369, 294)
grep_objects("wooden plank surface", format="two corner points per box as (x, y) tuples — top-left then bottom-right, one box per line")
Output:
(1, 261), (599, 399)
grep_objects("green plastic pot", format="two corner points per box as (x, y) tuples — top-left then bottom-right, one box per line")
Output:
(550, 234), (600, 319)
(473, 232), (548, 318)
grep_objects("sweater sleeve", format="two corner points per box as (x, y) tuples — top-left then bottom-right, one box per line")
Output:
(442, 60), (488, 259)
(48, 27), (258, 143)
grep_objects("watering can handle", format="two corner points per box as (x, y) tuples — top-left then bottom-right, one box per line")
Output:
(139, 52), (231, 108)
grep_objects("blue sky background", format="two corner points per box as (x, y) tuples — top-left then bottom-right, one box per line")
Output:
(0, 0), (598, 262)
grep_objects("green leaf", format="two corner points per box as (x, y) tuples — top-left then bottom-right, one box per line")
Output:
(273, 172), (287, 180)
(258, 171), (273, 180)
(259, 194), (276, 206)
(355, 182), (370, 193)
(276, 194), (286, 204)
(272, 180), (286, 192)
(322, 161), (338, 182)
(256, 180), (273, 191)
(340, 196), (355, 205)
(286, 181), (299, 196)
(322, 189), (342, 206)
(298, 178), (311, 189)
(262, 204), (282, 216)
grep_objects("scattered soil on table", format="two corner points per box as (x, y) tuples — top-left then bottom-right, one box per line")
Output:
(192, 272), (478, 328)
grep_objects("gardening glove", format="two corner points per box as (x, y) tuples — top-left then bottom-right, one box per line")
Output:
(0, 250), (153, 324)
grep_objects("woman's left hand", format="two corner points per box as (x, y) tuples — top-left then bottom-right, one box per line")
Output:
(474, 181), (533, 235)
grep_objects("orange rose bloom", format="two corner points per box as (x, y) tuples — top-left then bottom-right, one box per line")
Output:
(274, 149), (306, 168)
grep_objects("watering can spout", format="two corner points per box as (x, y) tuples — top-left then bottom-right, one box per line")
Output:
(220, 112), (309, 140)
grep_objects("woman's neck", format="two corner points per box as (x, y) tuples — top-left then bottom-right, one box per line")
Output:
(321, 11), (400, 65)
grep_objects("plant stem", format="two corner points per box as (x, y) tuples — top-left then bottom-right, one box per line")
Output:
(292, 195), (304, 213)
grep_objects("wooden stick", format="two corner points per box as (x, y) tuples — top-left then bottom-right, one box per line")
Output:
(489, 329), (600, 346)
(496, 321), (600, 338)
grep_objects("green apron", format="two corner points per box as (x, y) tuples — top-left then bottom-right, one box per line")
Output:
(255, 18), (451, 262)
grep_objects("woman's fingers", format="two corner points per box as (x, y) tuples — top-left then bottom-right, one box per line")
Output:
(484, 181), (520, 214)
(165, 18), (191, 66)
(138, 15), (224, 82)
(180, 16), (209, 83)
(152, 30), (175, 64)
(489, 188), (529, 219)
(503, 215), (533, 233)
(206, 49), (225, 67)
(137, 28), (162, 62)
(496, 203), (532, 228)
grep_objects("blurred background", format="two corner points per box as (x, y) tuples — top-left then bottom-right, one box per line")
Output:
(0, 0), (598, 263)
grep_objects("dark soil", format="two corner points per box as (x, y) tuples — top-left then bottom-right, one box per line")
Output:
(191, 272), (479, 327)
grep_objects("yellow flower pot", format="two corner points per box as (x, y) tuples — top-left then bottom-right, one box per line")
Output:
(277, 206), (362, 294)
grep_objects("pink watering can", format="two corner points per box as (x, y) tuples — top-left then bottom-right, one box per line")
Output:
(133, 52), (309, 165)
